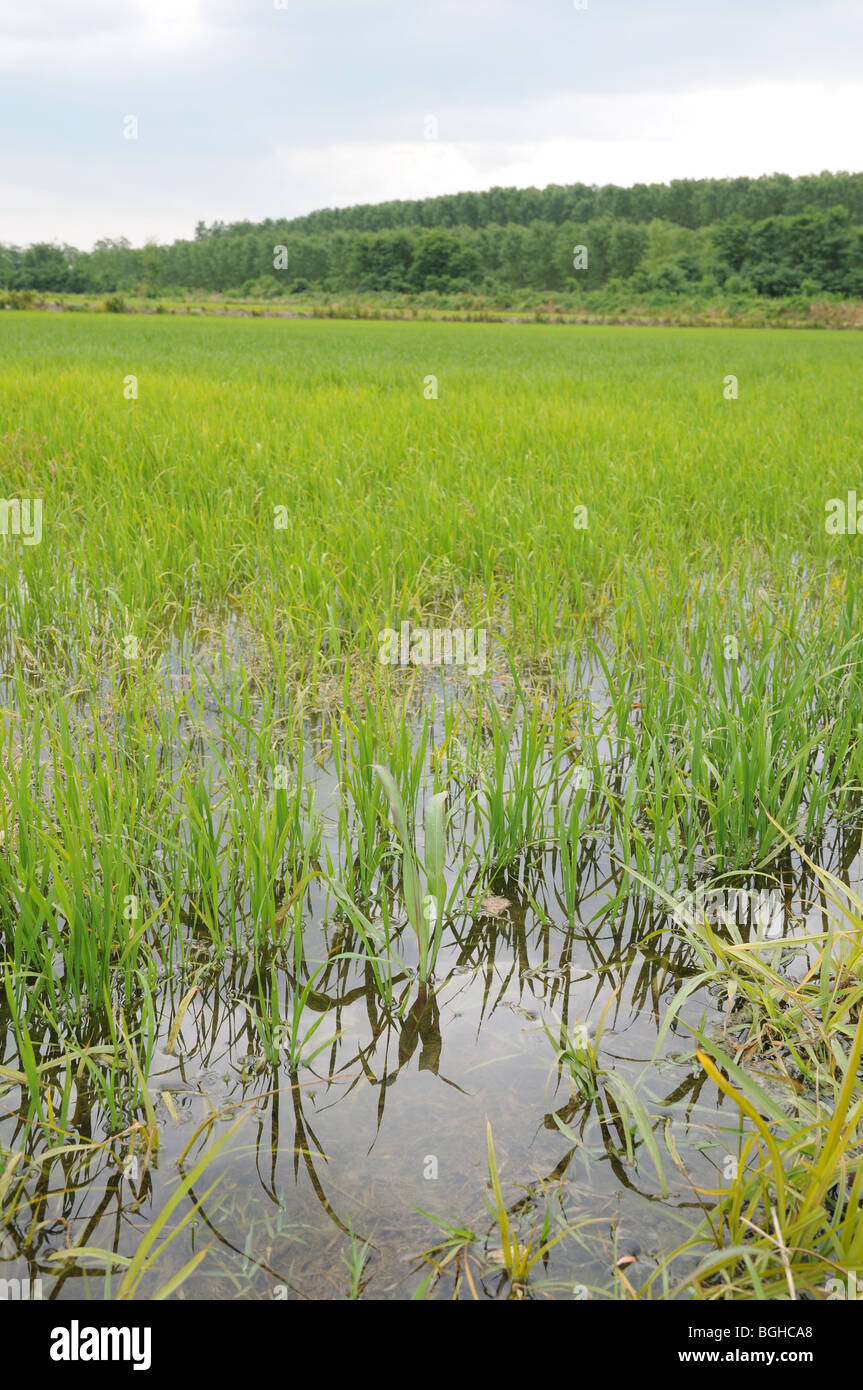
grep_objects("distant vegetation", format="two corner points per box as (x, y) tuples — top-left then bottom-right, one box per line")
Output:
(5, 171), (863, 303)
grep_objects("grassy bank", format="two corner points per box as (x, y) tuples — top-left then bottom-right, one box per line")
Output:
(5, 286), (863, 330)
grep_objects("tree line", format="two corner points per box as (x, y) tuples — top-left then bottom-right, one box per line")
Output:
(4, 172), (863, 299)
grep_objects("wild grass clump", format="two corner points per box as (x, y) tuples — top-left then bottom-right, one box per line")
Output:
(636, 834), (863, 1299)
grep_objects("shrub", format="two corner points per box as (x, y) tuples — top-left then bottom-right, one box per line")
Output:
(723, 273), (754, 296)
(1, 288), (35, 309)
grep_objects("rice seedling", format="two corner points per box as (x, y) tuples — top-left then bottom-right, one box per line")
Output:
(370, 765), (447, 982)
(409, 1213), (482, 1300)
(2, 313), (863, 1300)
(343, 1221), (373, 1300)
(483, 1123), (571, 1296)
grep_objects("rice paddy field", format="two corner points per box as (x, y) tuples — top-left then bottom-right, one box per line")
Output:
(1, 310), (863, 1302)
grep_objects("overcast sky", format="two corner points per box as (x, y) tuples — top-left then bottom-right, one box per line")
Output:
(1, 0), (861, 249)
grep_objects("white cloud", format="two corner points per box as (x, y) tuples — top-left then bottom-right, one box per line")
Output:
(0, 0), (213, 65)
(2, 83), (861, 247)
(0, 0), (127, 39)
(263, 83), (863, 215)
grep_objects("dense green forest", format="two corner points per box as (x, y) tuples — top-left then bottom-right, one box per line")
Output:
(5, 171), (863, 300)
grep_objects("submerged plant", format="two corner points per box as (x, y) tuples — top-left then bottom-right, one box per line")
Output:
(343, 1221), (373, 1299)
(484, 1122), (568, 1295)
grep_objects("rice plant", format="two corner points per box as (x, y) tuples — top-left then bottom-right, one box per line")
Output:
(2, 313), (863, 1299)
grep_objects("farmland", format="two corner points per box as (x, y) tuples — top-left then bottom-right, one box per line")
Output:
(0, 311), (862, 1300)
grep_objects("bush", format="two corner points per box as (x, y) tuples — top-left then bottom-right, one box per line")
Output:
(650, 263), (688, 294)
(748, 262), (804, 297)
(723, 274), (754, 296)
(103, 294), (126, 313)
(1, 288), (35, 309)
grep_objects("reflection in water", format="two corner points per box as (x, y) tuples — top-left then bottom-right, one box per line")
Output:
(3, 784), (859, 1300)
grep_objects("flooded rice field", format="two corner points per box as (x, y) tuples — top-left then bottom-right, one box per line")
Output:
(2, 652), (858, 1301)
(2, 317), (863, 1304)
